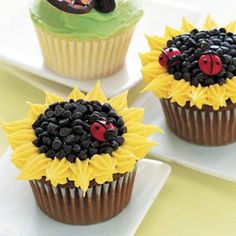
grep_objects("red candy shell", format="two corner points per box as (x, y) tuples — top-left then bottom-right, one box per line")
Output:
(198, 54), (222, 76)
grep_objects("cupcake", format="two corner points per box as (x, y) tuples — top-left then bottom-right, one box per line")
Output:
(30, 0), (143, 80)
(140, 16), (236, 146)
(2, 82), (161, 225)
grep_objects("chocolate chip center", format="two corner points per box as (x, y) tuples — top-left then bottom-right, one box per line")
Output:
(32, 99), (127, 162)
(165, 28), (236, 86)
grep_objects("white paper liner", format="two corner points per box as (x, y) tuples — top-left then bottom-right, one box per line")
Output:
(34, 25), (135, 80)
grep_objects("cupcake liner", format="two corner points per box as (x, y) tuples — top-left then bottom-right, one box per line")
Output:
(34, 25), (135, 80)
(160, 99), (236, 146)
(29, 167), (137, 225)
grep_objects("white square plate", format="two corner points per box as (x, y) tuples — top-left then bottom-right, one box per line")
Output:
(0, 0), (202, 97)
(133, 92), (236, 182)
(0, 149), (171, 236)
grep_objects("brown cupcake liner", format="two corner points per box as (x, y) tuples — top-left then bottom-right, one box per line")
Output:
(160, 99), (236, 146)
(29, 167), (137, 225)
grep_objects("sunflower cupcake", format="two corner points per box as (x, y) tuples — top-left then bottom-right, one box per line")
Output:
(30, 0), (143, 80)
(2, 82), (160, 225)
(140, 16), (236, 146)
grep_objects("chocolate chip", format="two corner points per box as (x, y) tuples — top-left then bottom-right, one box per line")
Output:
(52, 139), (62, 151)
(60, 128), (70, 137)
(42, 136), (52, 146)
(73, 144), (81, 153)
(72, 125), (83, 135)
(79, 150), (88, 160)
(35, 127), (44, 136)
(63, 143), (72, 154)
(45, 109), (54, 118)
(46, 149), (56, 158)
(102, 103), (112, 112)
(77, 105), (87, 113)
(58, 119), (69, 127)
(56, 150), (65, 159)
(47, 123), (58, 136)
(40, 145), (49, 153)
(117, 136), (125, 145)
(222, 54), (232, 64)
(65, 135), (75, 144)
(81, 140), (91, 149)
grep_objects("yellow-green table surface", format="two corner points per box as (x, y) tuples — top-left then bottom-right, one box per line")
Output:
(0, 69), (236, 236)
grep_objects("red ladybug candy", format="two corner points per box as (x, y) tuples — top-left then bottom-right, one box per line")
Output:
(90, 120), (116, 142)
(159, 47), (181, 67)
(198, 53), (222, 76)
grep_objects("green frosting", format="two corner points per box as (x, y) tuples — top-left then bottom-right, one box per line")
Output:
(30, 0), (143, 40)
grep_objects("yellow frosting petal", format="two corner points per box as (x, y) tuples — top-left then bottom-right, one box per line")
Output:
(204, 15), (217, 30)
(7, 130), (35, 150)
(17, 154), (50, 180)
(127, 123), (163, 136)
(225, 21), (236, 33)
(12, 143), (38, 169)
(164, 26), (182, 38)
(89, 154), (117, 184)
(45, 92), (64, 104)
(181, 17), (195, 32)
(207, 84), (228, 110)
(69, 159), (91, 193)
(139, 51), (160, 67)
(142, 74), (173, 98)
(169, 80), (191, 106)
(2, 119), (32, 135)
(190, 85), (208, 109)
(108, 91), (128, 112)
(68, 87), (85, 101)
(123, 133), (157, 160)
(85, 81), (108, 103)
(46, 158), (71, 186)
(119, 108), (144, 124)
(27, 103), (48, 120)
(112, 147), (136, 174)
(224, 77), (236, 103)
(142, 61), (165, 83)
(146, 35), (168, 51)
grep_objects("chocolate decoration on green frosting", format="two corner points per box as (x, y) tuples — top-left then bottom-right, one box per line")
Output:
(47, 0), (116, 14)
(32, 99), (127, 163)
(95, 0), (116, 13)
(47, 0), (95, 14)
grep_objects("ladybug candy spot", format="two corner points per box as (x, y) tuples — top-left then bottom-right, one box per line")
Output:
(90, 120), (117, 142)
(159, 47), (181, 67)
(198, 53), (222, 76)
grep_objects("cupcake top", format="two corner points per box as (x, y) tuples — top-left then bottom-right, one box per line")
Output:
(140, 16), (236, 110)
(2, 82), (161, 193)
(30, 0), (143, 40)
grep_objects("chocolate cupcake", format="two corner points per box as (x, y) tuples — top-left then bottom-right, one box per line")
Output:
(2, 82), (161, 224)
(140, 16), (236, 146)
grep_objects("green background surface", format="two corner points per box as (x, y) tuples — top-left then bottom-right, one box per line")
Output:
(0, 69), (236, 236)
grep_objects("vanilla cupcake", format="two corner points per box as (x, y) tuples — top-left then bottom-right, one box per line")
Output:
(2, 82), (160, 225)
(30, 0), (143, 80)
(140, 16), (236, 146)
